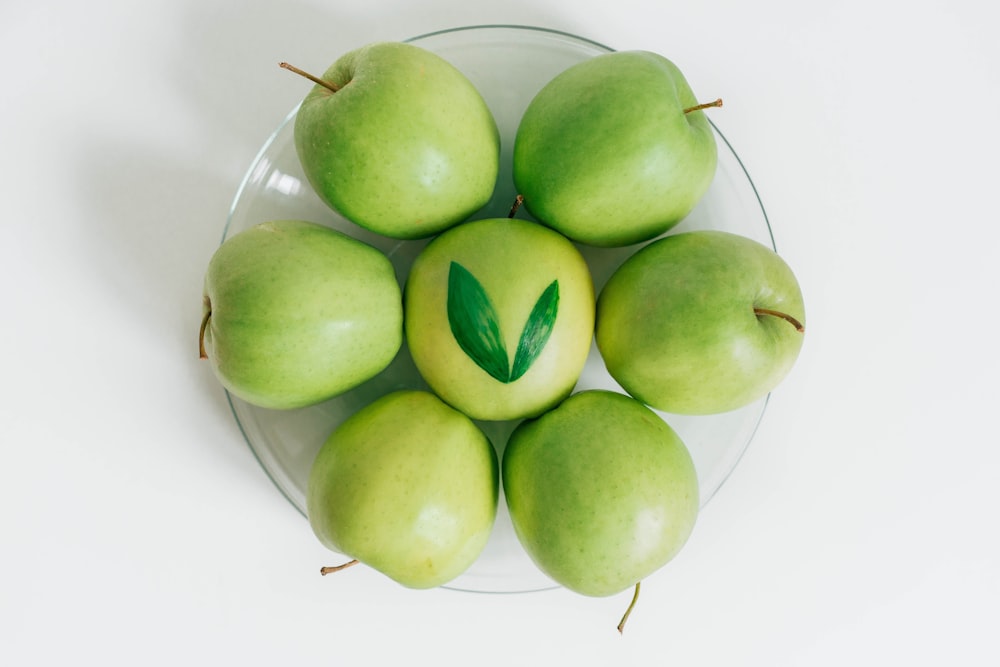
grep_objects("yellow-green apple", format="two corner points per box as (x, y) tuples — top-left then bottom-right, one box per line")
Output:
(287, 42), (500, 239)
(596, 230), (806, 414)
(513, 50), (718, 247)
(306, 390), (498, 589)
(199, 220), (402, 409)
(404, 218), (595, 421)
(502, 389), (699, 597)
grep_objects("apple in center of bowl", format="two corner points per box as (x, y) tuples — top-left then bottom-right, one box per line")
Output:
(404, 218), (595, 421)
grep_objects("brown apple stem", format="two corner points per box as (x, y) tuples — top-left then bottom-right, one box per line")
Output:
(617, 582), (641, 634)
(683, 98), (723, 114)
(320, 559), (359, 576)
(279, 62), (340, 93)
(754, 307), (805, 333)
(198, 305), (211, 359)
(508, 194), (525, 218)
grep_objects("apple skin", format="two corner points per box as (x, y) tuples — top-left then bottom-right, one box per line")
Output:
(201, 220), (402, 410)
(293, 42), (500, 239)
(596, 230), (806, 415)
(513, 50), (717, 247)
(404, 218), (595, 421)
(502, 390), (699, 597)
(306, 390), (499, 589)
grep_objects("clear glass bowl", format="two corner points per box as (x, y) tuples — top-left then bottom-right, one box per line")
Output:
(220, 24), (774, 594)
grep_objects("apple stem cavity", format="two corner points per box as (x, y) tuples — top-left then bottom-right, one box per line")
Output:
(279, 62), (340, 93)
(319, 559), (359, 576)
(683, 98), (723, 114)
(508, 194), (524, 218)
(198, 306), (211, 359)
(617, 582), (641, 635)
(754, 307), (805, 333)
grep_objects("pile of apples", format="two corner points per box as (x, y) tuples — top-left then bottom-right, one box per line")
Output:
(200, 42), (805, 628)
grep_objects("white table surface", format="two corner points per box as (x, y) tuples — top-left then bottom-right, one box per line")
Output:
(4, 1), (998, 664)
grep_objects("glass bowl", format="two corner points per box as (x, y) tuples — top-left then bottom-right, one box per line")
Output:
(220, 24), (774, 594)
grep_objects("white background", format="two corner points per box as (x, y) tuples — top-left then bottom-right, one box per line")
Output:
(3, 0), (999, 664)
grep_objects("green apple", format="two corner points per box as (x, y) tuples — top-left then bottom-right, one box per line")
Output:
(288, 42), (500, 239)
(404, 218), (595, 421)
(307, 390), (498, 589)
(513, 50), (718, 247)
(502, 389), (699, 597)
(596, 230), (806, 414)
(200, 220), (402, 410)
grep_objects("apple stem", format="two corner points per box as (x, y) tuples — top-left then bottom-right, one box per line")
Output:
(617, 582), (641, 635)
(198, 304), (211, 359)
(508, 194), (524, 218)
(683, 98), (723, 114)
(754, 307), (805, 333)
(279, 62), (340, 93)
(320, 559), (359, 576)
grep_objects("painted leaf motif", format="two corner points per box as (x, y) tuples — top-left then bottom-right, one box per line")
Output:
(510, 280), (560, 382)
(447, 262), (510, 383)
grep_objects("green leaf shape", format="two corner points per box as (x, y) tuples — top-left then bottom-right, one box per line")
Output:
(447, 262), (510, 383)
(509, 280), (560, 382)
